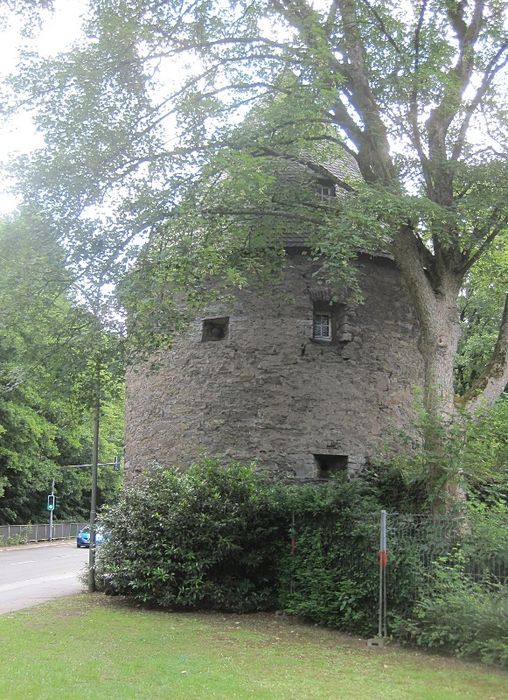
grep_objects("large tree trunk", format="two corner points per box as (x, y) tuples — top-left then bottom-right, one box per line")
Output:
(392, 229), (462, 418)
(419, 288), (464, 511)
(419, 280), (462, 421)
(392, 227), (466, 510)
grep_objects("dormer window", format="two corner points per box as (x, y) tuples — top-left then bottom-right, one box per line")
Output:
(313, 312), (332, 341)
(316, 180), (335, 201)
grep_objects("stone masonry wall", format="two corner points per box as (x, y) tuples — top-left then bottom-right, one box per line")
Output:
(125, 253), (424, 481)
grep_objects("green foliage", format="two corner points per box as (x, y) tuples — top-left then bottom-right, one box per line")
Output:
(279, 479), (381, 633)
(7, 1), (508, 394)
(5, 532), (29, 546)
(0, 218), (124, 523)
(456, 239), (508, 394)
(279, 481), (463, 635)
(3, 0), (508, 521)
(463, 501), (508, 582)
(361, 461), (428, 513)
(461, 399), (508, 504)
(98, 459), (289, 611)
(393, 560), (508, 668)
(98, 459), (387, 623)
(373, 396), (508, 510)
(386, 502), (508, 667)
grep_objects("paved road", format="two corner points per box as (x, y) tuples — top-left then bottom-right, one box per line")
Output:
(0, 541), (88, 614)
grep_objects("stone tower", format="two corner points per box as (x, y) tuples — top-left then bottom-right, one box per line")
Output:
(125, 237), (424, 481)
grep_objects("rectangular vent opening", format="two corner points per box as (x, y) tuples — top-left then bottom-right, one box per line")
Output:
(202, 317), (229, 342)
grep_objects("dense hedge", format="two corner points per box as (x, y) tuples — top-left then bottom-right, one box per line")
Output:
(97, 460), (289, 611)
(279, 478), (381, 634)
(97, 459), (508, 666)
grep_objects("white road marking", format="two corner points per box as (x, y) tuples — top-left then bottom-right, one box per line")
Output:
(9, 560), (36, 565)
(0, 573), (76, 593)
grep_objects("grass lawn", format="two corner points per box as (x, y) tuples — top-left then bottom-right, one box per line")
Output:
(0, 595), (506, 700)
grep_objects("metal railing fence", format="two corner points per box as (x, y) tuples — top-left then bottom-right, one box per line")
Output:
(0, 521), (89, 545)
(386, 512), (508, 587)
(286, 508), (508, 636)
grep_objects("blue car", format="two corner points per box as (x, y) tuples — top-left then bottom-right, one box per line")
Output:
(76, 526), (104, 548)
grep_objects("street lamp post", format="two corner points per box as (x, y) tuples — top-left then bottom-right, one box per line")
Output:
(88, 377), (100, 593)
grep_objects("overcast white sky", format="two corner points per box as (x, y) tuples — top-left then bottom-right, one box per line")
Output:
(0, 0), (87, 213)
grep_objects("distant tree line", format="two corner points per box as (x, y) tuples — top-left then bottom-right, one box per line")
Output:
(0, 216), (123, 524)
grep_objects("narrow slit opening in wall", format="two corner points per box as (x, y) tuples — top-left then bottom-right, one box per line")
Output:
(202, 317), (229, 342)
(313, 454), (348, 479)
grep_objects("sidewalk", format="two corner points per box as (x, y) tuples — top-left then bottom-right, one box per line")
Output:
(0, 538), (75, 553)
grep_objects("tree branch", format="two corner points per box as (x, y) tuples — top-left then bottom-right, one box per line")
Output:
(464, 293), (508, 411)
(390, 224), (438, 329)
(459, 214), (508, 274)
(329, 99), (363, 150)
(408, 1), (433, 195)
(426, 0), (485, 171)
(337, 0), (395, 183)
(324, 0), (339, 38)
(451, 44), (508, 161)
(358, 0), (403, 57)
(270, 0), (368, 153)
(273, 0), (351, 78)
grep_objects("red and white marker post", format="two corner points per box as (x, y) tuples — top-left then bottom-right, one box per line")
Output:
(378, 509), (388, 639)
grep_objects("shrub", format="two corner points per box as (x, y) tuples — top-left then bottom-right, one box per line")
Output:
(462, 500), (508, 581)
(98, 461), (385, 628)
(97, 459), (289, 611)
(97, 457), (508, 666)
(392, 560), (508, 667)
(6, 533), (28, 545)
(279, 478), (382, 634)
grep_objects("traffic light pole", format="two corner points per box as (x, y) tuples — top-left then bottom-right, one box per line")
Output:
(48, 478), (55, 541)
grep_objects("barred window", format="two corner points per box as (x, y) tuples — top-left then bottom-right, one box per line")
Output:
(313, 313), (331, 341)
(316, 182), (335, 201)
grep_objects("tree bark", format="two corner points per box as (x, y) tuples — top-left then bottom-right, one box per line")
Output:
(418, 288), (465, 511)
(464, 294), (508, 414)
(392, 226), (466, 510)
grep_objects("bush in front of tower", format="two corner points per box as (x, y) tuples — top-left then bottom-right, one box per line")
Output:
(96, 458), (289, 612)
(95, 455), (383, 627)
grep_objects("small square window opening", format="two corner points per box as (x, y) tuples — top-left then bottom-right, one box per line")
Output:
(313, 313), (331, 341)
(314, 454), (348, 479)
(202, 317), (229, 342)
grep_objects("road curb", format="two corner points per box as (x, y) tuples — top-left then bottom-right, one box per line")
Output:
(0, 539), (75, 553)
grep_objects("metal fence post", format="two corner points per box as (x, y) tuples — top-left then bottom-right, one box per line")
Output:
(378, 510), (388, 639)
